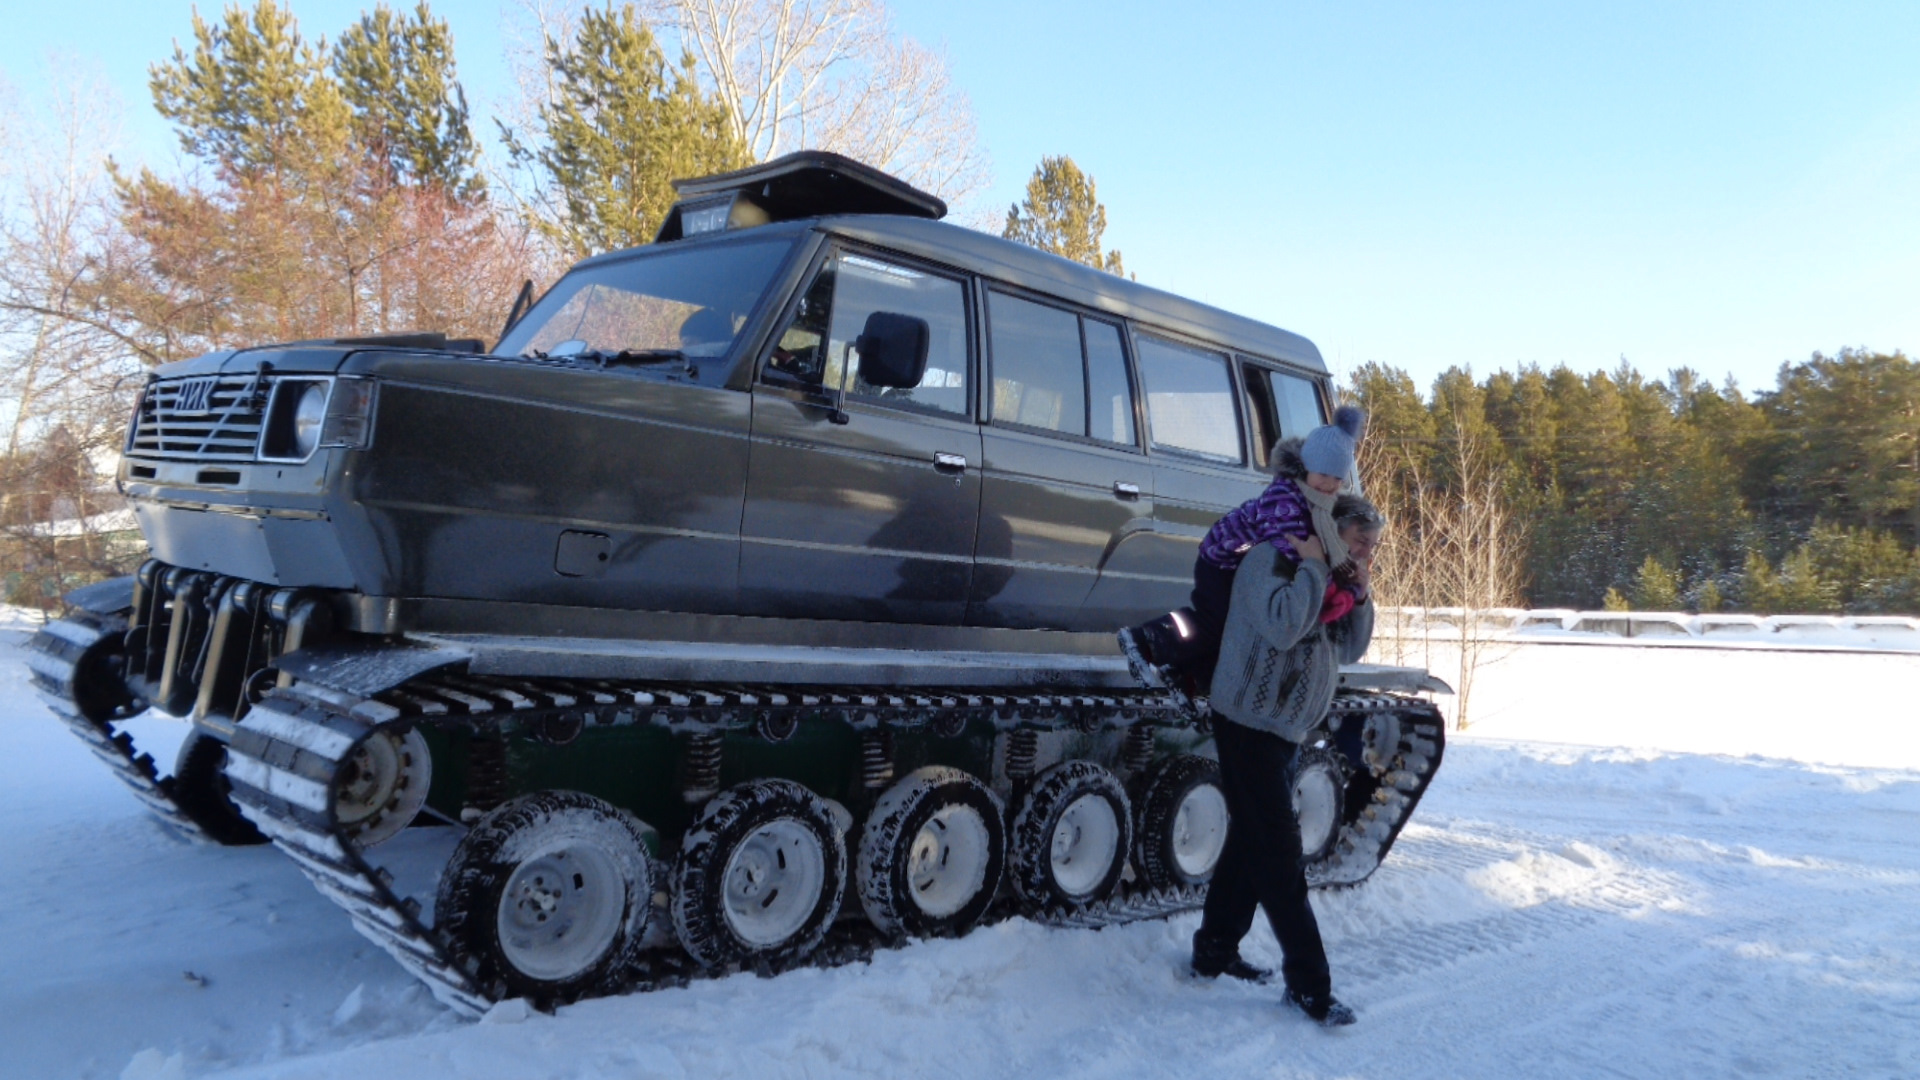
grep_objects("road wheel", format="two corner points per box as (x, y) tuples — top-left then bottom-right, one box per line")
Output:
(857, 766), (1004, 938)
(331, 726), (431, 847)
(673, 779), (846, 970)
(1131, 754), (1227, 887)
(1009, 760), (1130, 909)
(435, 790), (657, 1004)
(1291, 746), (1348, 863)
(167, 732), (265, 846)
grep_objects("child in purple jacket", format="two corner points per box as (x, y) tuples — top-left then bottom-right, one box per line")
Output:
(1118, 406), (1366, 700)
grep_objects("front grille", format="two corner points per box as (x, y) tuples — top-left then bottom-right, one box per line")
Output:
(128, 375), (269, 462)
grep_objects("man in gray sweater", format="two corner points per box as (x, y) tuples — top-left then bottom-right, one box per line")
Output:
(1191, 496), (1382, 1028)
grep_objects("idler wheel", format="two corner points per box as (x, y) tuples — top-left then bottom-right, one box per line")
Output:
(673, 779), (846, 970)
(1290, 746), (1349, 864)
(331, 726), (431, 847)
(857, 766), (1005, 938)
(435, 790), (658, 1003)
(1130, 754), (1228, 888)
(1009, 760), (1131, 909)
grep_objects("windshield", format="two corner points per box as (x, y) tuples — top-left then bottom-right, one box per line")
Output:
(496, 238), (794, 363)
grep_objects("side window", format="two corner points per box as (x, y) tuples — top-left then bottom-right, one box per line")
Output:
(764, 250), (969, 416)
(1242, 364), (1327, 468)
(1084, 319), (1136, 446)
(988, 292), (1086, 436)
(1135, 334), (1243, 463)
(1270, 369), (1326, 440)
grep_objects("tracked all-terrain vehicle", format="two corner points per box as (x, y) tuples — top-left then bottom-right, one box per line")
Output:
(28, 153), (1448, 1015)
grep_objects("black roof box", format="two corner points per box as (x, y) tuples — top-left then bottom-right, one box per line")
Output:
(655, 151), (946, 242)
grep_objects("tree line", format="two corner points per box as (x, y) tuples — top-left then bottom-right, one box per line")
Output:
(1348, 350), (1920, 616)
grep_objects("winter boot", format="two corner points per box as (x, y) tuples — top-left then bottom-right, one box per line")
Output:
(1190, 956), (1274, 985)
(1117, 611), (1198, 707)
(1284, 988), (1357, 1027)
(1190, 932), (1273, 984)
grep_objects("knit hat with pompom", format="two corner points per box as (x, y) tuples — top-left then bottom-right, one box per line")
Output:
(1300, 406), (1365, 481)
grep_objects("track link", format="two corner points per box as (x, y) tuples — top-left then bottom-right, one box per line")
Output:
(1312, 693), (1448, 888)
(223, 670), (1442, 1016)
(24, 614), (209, 842)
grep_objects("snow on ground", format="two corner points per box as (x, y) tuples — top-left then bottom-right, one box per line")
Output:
(1, 630), (1916, 1080)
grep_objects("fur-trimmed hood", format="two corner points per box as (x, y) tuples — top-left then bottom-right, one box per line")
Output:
(1270, 437), (1308, 480)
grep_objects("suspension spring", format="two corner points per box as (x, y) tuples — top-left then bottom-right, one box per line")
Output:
(462, 736), (509, 822)
(681, 730), (724, 803)
(1004, 728), (1039, 782)
(1122, 724), (1156, 773)
(860, 729), (894, 790)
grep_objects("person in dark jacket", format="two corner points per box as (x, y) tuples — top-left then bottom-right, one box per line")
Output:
(1190, 493), (1384, 1028)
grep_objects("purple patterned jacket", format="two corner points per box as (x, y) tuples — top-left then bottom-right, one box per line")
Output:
(1197, 473), (1312, 572)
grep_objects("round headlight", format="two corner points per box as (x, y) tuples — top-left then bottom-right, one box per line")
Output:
(292, 383), (328, 456)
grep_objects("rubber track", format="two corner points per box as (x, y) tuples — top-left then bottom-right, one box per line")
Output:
(24, 615), (210, 842)
(1311, 693), (1448, 888)
(223, 672), (1442, 1017)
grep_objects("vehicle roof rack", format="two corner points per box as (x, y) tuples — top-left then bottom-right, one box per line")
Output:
(654, 150), (947, 242)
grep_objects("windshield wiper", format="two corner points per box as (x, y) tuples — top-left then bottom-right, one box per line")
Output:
(574, 348), (698, 376)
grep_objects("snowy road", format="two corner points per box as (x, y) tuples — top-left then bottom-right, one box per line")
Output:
(2, 627), (1916, 1080)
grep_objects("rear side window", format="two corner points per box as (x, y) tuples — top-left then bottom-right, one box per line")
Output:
(1136, 335), (1242, 463)
(989, 292), (1086, 435)
(1270, 369), (1325, 440)
(1243, 363), (1327, 468)
(987, 292), (1139, 447)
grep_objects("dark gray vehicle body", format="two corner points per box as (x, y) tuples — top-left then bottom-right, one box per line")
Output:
(122, 216), (1332, 643)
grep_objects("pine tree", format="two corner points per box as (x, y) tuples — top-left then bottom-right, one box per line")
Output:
(148, 0), (347, 179)
(505, 5), (749, 259)
(1694, 578), (1725, 613)
(1003, 156), (1125, 275)
(333, 1), (480, 194)
(1631, 554), (1682, 610)
(1602, 587), (1630, 612)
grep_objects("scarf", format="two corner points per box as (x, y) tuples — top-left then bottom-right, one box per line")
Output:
(1298, 483), (1351, 572)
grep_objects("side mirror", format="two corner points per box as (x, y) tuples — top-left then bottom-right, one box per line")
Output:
(853, 312), (930, 389)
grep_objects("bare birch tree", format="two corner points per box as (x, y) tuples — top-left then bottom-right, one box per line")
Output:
(0, 72), (148, 605)
(637, 0), (992, 219)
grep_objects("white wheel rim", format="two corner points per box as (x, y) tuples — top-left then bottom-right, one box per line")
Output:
(496, 842), (626, 981)
(1293, 765), (1340, 858)
(905, 804), (992, 919)
(722, 819), (827, 947)
(1170, 783), (1229, 878)
(1049, 794), (1120, 898)
(333, 728), (430, 845)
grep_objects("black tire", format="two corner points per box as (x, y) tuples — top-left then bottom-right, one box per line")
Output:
(68, 614), (145, 724)
(1009, 760), (1131, 909)
(435, 790), (658, 1004)
(857, 766), (1005, 938)
(1130, 754), (1228, 888)
(1290, 745), (1349, 864)
(673, 779), (847, 970)
(167, 732), (266, 846)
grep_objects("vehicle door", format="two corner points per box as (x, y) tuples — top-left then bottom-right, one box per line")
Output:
(1132, 332), (1268, 615)
(742, 246), (982, 624)
(969, 289), (1155, 631)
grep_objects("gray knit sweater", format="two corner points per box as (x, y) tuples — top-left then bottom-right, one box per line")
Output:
(1208, 541), (1375, 742)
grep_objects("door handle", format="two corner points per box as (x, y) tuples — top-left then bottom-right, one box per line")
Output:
(934, 452), (968, 473)
(1113, 481), (1142, 500)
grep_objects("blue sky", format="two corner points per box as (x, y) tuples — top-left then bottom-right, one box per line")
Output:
(5, 1), (1918, 395)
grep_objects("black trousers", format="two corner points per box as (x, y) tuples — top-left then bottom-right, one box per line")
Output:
(1195, 718), (1331, 997)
